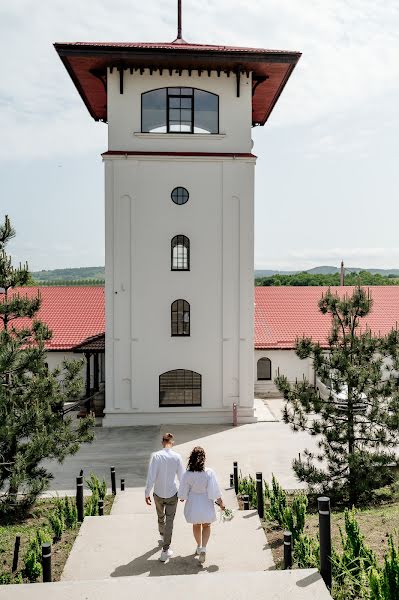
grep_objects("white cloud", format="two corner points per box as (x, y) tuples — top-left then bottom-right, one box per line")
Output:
(1, 0), (399, 159)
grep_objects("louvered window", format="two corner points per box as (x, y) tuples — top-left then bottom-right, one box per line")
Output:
(159, 370), (202, 406)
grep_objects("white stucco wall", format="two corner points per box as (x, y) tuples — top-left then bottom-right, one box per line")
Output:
(104, 155), (255, 425)
(107, 69), (253, 154)
(254, 350), (314, 398)
(103, 70), (256, 425)
(45, 351), (86, 382)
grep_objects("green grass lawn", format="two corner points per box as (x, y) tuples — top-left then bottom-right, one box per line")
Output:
(0, 496), (114, 583)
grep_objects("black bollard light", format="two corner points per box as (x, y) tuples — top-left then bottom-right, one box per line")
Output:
(12, 536), (21, 572)
(318, 496), (332, 590)
(233, 461), (239, 495)
(111, 466), (116, 495)
(42, 543), (52, 583)
(121, 478), (125, 491)
(229, 473), (234, 488)
(243, 495), (250, 510)
(256, 472), (264, 519)
(76, 475), (84, 522)
(283, 531), (293, 569)
(98, 499), (104, 516)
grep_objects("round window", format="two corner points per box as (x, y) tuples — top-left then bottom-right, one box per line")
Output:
(171, 187), (189, 205)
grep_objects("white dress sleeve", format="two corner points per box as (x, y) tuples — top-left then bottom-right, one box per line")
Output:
(207, 469), (222, 501)
(178, 471), (190, 500)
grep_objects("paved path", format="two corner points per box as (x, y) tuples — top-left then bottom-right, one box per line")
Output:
(62, 488), (274, 579)
(43, 399), (316, 495)
(0, 571), (332, 599)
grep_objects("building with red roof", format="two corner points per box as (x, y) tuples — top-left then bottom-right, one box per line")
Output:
(4, 285), (399, 403)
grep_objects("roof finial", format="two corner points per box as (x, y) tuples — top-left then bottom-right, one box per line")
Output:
(172, 0), (187, 44)
(178, 0), (182, 39)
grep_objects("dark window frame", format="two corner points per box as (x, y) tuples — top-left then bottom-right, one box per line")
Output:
(171, 299), (190, 337)
(159, 369), (202, 407)
(141, 87), (219, 134)
(171, 235), (190, 271)
(257, 357), (272, 381)
(171, 187), (189, 205)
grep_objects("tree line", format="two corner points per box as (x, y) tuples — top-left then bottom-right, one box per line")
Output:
(256, 271), (399, 287)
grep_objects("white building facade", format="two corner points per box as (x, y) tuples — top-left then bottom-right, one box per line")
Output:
(55, 33), (300, 425)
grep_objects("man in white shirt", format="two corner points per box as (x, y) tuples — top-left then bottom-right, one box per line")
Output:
(145, 432), (185, 562)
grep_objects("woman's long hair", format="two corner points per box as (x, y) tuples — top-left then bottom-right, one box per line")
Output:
(187, 446), (206, 472)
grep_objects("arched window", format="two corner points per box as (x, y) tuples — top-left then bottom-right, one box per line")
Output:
(171, 299), (190, 336)
(159, 370), (201, 406)
(142, 87), (219, 134)
(257, 357), (271, 381)
(171, 235), (190, 271)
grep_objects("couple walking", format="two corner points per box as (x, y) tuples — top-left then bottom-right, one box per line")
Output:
(145, 432), (225, 564)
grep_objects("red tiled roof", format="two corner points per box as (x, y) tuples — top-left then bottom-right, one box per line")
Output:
(56, 41), (299, 54)
(1, 287), (105, 351)
(54, 41), (300, 126)
(255, 286), (399, 349)
(5, 285), (398, 352)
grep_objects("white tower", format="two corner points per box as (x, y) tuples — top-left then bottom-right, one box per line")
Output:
(55, 5), (300, 425)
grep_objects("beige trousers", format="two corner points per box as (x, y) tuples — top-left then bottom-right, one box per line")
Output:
(153, 493), (178, 551)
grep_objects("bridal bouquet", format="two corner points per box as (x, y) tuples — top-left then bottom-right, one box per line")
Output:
(219, 507), (234, 523)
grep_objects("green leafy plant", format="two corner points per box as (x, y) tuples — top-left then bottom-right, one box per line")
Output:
(238, 473), (257, 508)
(84, 473), (107, 516)
(0, 572), (12, 584)
(283, 493), (308, 544)
(86, 473), (107, 500)
(330, 509), (376, 600)
(293, 533), (320, 568)
(63, 495), (78, 529)
(369, 536), (399, 600)
(23, 528), (51, 582)
(48, 510), (64, 541)
(266, 474), (288, 527)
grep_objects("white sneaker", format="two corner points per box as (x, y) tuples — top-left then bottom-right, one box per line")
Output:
(160, 549), (173, 562)
(195, 546), (201, 555)
(198, 547), (206, 564)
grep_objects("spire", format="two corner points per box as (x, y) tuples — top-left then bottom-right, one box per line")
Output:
(340, 260), (345, 287)
(172, 0), (187, 44)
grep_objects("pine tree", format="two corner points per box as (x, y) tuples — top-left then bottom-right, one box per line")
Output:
(0, 215), (94, 516)
(275, 286), (399, 505)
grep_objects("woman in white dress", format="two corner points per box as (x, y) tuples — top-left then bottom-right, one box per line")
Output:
(179, 446), (225, 563)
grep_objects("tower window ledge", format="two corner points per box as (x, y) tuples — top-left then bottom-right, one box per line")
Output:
(133, 132), (226, 140)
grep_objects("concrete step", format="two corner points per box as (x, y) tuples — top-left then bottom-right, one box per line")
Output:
(62, 508), (274, 580)
(0, 570), (332, 599)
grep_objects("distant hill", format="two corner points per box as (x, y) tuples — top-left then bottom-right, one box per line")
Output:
(30, 265), (399, 285)
(32, 267), (105, 285)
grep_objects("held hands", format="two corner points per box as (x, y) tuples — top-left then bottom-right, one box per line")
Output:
(145, 496), (152, 506)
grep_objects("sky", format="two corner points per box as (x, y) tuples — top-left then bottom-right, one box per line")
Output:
(1, 0), (399, 272)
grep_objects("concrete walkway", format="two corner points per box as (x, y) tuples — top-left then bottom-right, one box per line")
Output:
(1, 571), (331, 599)
(43, 400), (316, 496)
(62, 487), (273, 580)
